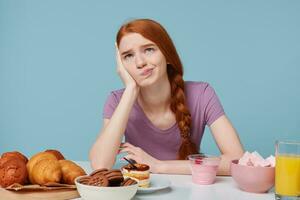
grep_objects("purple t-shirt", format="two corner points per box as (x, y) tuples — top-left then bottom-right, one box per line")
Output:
(103, 81), (225, 160)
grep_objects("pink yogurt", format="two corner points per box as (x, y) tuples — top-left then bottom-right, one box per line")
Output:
(188, 154), (221, 185)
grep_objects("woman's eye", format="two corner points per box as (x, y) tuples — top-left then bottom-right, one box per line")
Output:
(145, 48), (155, 54)
(124, 54), (133, 60)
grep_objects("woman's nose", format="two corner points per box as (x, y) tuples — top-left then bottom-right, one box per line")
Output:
(135, 54), (146, 69)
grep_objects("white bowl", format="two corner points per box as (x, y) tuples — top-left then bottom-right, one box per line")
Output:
(75, 175), (138, 200)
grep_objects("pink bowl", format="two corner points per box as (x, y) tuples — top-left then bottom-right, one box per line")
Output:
(230, 160), (275, 193)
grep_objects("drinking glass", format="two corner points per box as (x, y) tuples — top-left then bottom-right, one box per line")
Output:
(275, 140), (300, 200)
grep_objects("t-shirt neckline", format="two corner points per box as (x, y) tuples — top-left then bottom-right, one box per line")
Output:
(134, 101), (178, 134)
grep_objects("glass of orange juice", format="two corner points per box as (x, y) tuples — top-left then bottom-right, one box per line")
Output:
(275, 140), (300, 200)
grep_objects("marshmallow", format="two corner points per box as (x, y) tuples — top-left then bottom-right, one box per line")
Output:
(266, 155), (276, 167)
(238, 151), (253, 166)
(251, 151), (269, 167)
(238, 151), (275, 167)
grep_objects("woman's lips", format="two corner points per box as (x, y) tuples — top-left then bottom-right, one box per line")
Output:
(140, 68), (154, 76)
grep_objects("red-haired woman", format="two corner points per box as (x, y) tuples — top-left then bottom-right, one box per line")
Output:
(89, 19), (244, 175)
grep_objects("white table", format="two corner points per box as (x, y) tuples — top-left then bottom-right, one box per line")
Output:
(74, 161), (275, 200)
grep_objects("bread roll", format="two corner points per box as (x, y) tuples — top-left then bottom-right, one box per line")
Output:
(1, 151), (28, 163)
(0, 157), (28, 187)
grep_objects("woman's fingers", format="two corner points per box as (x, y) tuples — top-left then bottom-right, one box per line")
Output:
(114, 43), (138, 90)
(115, 42), (123, 69)
(124, 154), (139, 163)
(119, 146), (136, 154)
(122, 142), (136, 148)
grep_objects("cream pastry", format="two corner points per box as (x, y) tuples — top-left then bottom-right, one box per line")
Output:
(121, 163), (150, 188)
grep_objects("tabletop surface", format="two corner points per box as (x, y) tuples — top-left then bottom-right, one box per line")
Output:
(74, 161), (275, 200)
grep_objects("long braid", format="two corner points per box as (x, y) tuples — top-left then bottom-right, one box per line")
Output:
(168, 66), (199, 160)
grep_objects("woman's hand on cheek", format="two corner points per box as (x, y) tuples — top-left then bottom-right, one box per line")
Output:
(115, 43), (140, 92)
(120, 142), (161, 173)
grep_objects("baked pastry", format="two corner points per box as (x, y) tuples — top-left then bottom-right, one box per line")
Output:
(58, 160), (86, 184)
(45, 149), (65, 160)
(1, 151), (28, 164)
(31, 159), (62, 185)
(121, 163), (150, 188)
(0, 156), (28, 187)
(26, 152), (58, 184)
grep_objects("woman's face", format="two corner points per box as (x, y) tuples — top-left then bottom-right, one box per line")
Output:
(118, 33), (168, 87)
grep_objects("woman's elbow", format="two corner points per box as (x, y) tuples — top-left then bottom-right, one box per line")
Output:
(89, 151), (114, 170)
(89, 148), (97, 169)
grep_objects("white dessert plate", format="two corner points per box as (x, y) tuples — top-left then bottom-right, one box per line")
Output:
(137, 176), (171, 194)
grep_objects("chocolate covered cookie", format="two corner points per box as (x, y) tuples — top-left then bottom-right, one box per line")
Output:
(89, 168), (108, 177)
(121, 178), (137, 186)
(88, 174), (109, 187)
(103, 170), (124, 186)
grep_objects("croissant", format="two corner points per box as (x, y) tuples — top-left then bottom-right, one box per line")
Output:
(59, 160), (86, 184)
(26, 152), (58, 184)
(45, 149), (65, 160)
(31, 159), (62, 185)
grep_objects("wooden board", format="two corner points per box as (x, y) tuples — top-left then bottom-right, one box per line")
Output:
(0, 188), (80, 200)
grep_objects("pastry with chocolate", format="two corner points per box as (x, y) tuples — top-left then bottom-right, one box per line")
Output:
(121, 163), (150, 188)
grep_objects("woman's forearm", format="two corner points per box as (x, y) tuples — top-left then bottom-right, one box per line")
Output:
(209, 115), (244, 175)
(217, 153), (242, 176)
(153, 154), (239, 175)
(89, 87), (138, 169)
(154, 160), (191, 174)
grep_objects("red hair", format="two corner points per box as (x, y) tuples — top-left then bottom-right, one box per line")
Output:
(116, 19), (198, 160)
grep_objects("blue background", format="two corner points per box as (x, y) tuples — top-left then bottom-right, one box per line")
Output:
(1, 0), (299, 161)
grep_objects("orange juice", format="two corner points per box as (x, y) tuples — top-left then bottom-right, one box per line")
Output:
(275, 154), (300, 196)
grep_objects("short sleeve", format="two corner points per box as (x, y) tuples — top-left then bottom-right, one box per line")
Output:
(202, 84), (225, 126)
(102, 92), (119, 119)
